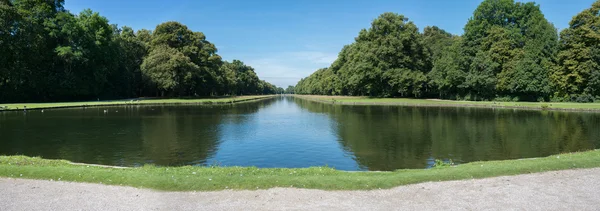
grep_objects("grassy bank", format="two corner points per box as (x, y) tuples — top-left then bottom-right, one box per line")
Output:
(0, 95), (275, 111)
(294, 95), (600, 111)
(1, 150), (598, 191)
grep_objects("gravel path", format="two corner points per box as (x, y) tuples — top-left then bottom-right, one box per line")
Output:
(1, 168), (599, 211)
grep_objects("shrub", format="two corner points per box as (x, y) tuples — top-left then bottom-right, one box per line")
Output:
(537, 97), (546, 102)
(494, 96), (519, 102)
(570, 94), (595, 103)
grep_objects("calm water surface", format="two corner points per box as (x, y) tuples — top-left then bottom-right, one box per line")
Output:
(1, 97), (599, 171)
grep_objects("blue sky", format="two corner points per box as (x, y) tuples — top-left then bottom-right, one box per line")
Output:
(65, 0), (596, 88)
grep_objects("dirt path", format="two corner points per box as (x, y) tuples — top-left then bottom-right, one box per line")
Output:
(1, 168), (599, 211)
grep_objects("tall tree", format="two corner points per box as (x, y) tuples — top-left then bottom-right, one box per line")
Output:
(229, 60), (260, 95)
(427, 35), (466, 98)
(5, 0), (66, 102)
(0, 3), (276, 103)
(552, 0), (600, 101)
(461, 0), (558, 100)
(110, 26), (148, 97)
(142, 21), (223, 96)
(322, 13), (431, 97)
(423, 26), (454, 61)
(0, 0), (19, 101)
(141, 45), (199, 96)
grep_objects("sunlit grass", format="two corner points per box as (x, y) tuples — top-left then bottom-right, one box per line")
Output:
(294, 95), (600, 111)
(1, 150), (598, 191)
(0, 95), (275, 111)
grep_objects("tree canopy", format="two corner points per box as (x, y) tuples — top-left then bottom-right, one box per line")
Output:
(551, 1), (600, 102)
(301, 13), (431, 97)
(4, 0), (600, 103)
(0, 0), (279, 103)
(296, 0), (600, 102)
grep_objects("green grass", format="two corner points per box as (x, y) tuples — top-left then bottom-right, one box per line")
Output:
(294, 95), (600, 111)
(1, 150), (598, 191)
(0, 95), (275, 111)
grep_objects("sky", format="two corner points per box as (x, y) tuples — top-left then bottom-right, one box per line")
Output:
(64, 0), (596, 88)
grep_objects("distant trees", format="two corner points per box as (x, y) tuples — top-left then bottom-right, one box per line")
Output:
(285, 86), (295, 94)
(0, 0), (279, 103)
(295, 0), (600, 102)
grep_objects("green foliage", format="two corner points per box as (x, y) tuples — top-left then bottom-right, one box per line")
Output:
(494, 96), (520, 102)
(552, 1), (600, 100)
(4, 0), (600, 102)
(296, 13), (430, 97)
(219, 60), (278, 95)
(285, 86), (295, 94)
(0, 2), (279, 103)
(457, 0), (558, 100)
(141, 45), (199, 96)
(432, 159), (454, 168)
(427, 36), (466, 99)
(423, 26), (454, 61)
(297, 0), (600, 102)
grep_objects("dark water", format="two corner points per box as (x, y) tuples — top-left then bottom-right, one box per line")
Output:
(1, 97), (599, 171)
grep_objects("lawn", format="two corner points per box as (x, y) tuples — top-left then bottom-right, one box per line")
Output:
(1, 150), (598, 191)
(294, 95), (600, 111)
(0, 95), (275, 111)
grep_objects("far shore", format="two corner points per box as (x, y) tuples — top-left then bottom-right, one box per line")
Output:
(0, 95), (276, 112)
(293, 94), (600, 112)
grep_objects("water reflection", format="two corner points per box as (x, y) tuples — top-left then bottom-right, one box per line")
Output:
(205, 97), (360, 170)
(0, 97), (599, 171)
(294, 98), (600, 170)
(0, 99), (277, 166)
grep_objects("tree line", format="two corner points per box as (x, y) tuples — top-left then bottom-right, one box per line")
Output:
(295, 0), (600, 102)
(0, 0), (282, 103)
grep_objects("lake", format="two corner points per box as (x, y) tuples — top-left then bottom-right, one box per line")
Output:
(1, 96), (599, 171)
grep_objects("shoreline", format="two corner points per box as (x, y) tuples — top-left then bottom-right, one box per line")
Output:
(0, 95), (276, 112)
(1, 150), (598, 191)
(3, 168), (599, 210)
(293, 95), (600, 112)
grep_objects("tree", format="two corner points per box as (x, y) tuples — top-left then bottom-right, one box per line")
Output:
(111, 26), (149, 97)
(218, 60), (239, 95)
(2, 0), (66, 102)
(552, 0), (600, 101)
(461, 0), (558, 100)
(423, 26), (454, 61)
(161, 22), (222, 95)
(0, 3), (277, 103)
(297, 13), (431, 97)
(141, 45), (199, 96)
(230, 60), (260, 95)
(427, 36), (466, 98)
(0, 0), (19, 101)
(285, 86), (295, 94)
(67, 9), (116, 99)
(297, 1), (563, 102)
(142, 21), (225, 97)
